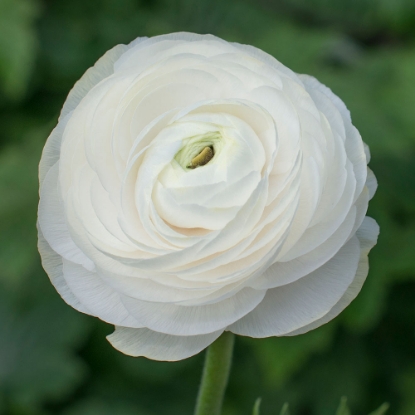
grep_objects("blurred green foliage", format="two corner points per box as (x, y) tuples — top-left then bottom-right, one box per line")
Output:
(0, 0), (38, 100)
(0, 0), (415, 414)
(252, 398), (389, 415)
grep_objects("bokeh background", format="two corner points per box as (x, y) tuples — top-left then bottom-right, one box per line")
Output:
(1, 0), (415, 414)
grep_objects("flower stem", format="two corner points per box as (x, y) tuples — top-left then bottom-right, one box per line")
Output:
(194, 332), (235, 415)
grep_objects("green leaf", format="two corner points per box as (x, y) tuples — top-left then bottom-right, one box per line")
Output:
(280, 403), (290, 415)
(368, 403), (389, 415)
(336, 397), (351, 415)
(252, 398), (261, 415)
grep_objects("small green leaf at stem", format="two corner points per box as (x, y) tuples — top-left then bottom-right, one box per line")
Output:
(336, 397), (351, 415)
(280, 402), (290, 415)
(368, 403), (389, 415)
(252, 398), (262, 415)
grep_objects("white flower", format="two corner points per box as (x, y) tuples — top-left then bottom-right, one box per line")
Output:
(38, 33), (378, 361)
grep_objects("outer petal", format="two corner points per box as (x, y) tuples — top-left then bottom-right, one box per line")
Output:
(38, 163), (95, 270)
(121, 287), (266, 336)
(60, 42), (142, 120)
(228, 236), (361, 337)
(37, 227), (90, 314)
(107, 327), (223, 361)
(39, 39), (145, 185)
(285, 216), (379, 336)
(39, 114), (71, 185)
(366, 168), (378, 200)
(299, 74), (368, 200)
(251, 205), (357, 289)
(298, 74), (351, 124)
(39, 220), (142, 329)
(62, 260), (142, 328)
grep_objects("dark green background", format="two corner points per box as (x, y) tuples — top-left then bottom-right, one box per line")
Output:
(1, 0), (415, 414)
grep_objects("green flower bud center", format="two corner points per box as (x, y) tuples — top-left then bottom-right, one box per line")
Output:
(187, 146), (214, 169)
(174, 131), (222, 170)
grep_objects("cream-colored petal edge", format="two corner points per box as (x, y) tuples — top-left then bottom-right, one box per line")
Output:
(285, 216), (379, 336)
(39, 38), (146, 185)
(38, 226), (91, 314)
(228, 235), (361, 337)
(107, 326), (223, 361)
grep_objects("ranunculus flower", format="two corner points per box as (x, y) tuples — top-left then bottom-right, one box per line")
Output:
(38, 33), (378, 361)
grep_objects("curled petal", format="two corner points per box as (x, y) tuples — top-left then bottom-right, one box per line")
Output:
(107, 327), (223, 361)
(229, 236), (361, 337)
(285, 217), (379, 335)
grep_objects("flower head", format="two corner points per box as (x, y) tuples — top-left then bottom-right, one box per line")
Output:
(38, 33), (378, 361)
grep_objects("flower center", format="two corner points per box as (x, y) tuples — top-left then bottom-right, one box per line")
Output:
(174, 131), (222, 170)
(187, 146), (214, 169)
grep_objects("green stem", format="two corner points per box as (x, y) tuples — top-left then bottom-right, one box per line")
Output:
(194, 332), (235, 415)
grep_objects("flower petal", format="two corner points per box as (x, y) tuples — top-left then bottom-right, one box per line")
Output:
(285, 217), (379, 335)
(229, 236), (361, 337)
(107, 327), (223, 361)
(38, 227), (90, 314)
(121, 286), (266, 335)
(62, 260), (142, 328)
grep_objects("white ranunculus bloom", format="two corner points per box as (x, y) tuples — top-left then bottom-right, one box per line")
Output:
(38, 33), (378, 361)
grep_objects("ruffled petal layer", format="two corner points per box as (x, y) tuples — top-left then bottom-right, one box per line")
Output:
(107, 327), (223, 361)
